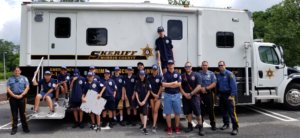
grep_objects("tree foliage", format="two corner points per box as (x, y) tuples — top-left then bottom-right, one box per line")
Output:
(0, 39), (19, 74)
(253, 0), (300, 66)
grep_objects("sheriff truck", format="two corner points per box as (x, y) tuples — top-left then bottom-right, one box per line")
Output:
(19, 1), (300, 119)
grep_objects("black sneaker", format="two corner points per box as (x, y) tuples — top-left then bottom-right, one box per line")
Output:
(79, 122), (84, 129)
(220, 124), (229, 130)
(198, 125), (205, 136)
(90, 124), (95, 129)
(152, 127), (157, 133)
(211, 125), (217, 131)
(231, 129), (238, 135)
(132, 121), (137, 126)
(143, 128), (149, 135)
(10, 129), (17, 135)
(95, 125), (101, 132)
(109, 122), (114, 128)
(72, 122), (79, 128)
(119, 121), (125, 126)
(185, 123), (193, 133)
(139, 124), (144, 130)
(23, 128), (30, 133)
(101, 121), (107, 127)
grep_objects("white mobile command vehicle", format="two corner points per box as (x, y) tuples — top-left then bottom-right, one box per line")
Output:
(19, 1), (300, 119)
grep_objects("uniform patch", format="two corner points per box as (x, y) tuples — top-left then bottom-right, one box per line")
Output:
(109, 81), (113, 86)
(94, 78), (98, 81)
(52, 83), (56, 87)
(66, 76), (70, 80)
(79, 80), (83, 85)
(191, 76), (195, 81)
(131, 78), (135, 83)
(92, 83), (97, 88)
(119, 79), (122, 83)
(100, 83), (104, 87)
(155, 78), (160, 83)
(48, 83), (51, 87)
(166, 39), (169, 44)
(174, 74), (178, 78)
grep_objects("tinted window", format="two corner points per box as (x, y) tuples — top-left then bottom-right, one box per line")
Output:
(86, 28), (107, 46)
(55, 17), (71, 38)
(167, 20), (182, 40)
(216, 32), (234, 48)
(259, 46), (279, 65)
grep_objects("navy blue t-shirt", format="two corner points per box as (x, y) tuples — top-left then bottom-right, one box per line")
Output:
(134, 79), (151, 102)
(155, 36), (174, 62)
(123, 75), (137, 97)
(83, 80), (105, 95)
(38, 78), (56, 92)
(148, 74), (162, 94)
(70, 76), (85, 102)
(181, 72), (201, 93)
(57, 73), (71, 83)
(101, 78), (117, 98)
(162, 70), (182, 94)
(112, 75), (124, 99)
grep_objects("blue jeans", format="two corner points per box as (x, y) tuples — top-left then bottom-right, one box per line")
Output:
(163, 93), (182, 115)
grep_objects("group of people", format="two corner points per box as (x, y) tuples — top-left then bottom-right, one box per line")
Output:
(6, 26), (239, 136)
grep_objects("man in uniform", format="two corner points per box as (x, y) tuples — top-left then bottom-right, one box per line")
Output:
(55, 66), (70, 107)
(6, 67), (30, 135)
(112, 67), (126, 126)
(89, 66), (101, 82)
(162, 60), (182, 135)
(155, 26), (174, 74)
(199, 61), (217, 131)
(180, 62), (204, 136)
(216, 61), (239, 135)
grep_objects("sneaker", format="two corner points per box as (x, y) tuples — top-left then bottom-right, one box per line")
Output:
(143, 128), (149, 135)
(101, 122), (107, 127)
(72, 122), (79, 128)
(23, 128), (30, 133)
(167, 127), (172, 135)
(10, 129), (17, 135)
(152, 127), (157, 133)
(119, 121), (125, 126)
(139, 124), (144, 131)
(47, 111), (56, 117)
(198, 125), (205, 136)
(185, 123), (193, 133)
(95, 125), (101, 132)
(220, 124), (229, 130)
(54, 102), (59, 108)
(211, 125), (217, 131)
(90, 124), (95, 129)
(109, 122), (114, 128)
(132, 121), (137, 126)
(175, 127), (181, 134)
(231, 129), (238, 135)
(79, 122), (84, 129)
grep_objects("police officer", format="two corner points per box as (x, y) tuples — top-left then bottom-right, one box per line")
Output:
(180, 62), (204, 136)
(199, 61), (217, 131)
(6, 67), (30, 135)
(89, 66), (101, 82)
(155, 26), (174, 74)
(216, 61), (239, 135)
(55, 66), (70, 107)
(162, 60), (182, 135)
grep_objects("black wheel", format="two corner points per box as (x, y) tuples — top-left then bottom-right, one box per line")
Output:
(284, 83), (300, 110)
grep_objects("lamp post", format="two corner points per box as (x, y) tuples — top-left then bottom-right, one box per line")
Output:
(3, 52), (7, 81)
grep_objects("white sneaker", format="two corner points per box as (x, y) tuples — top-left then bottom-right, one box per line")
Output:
(47, 111), (56, 117)
(54, 102), (59, 108)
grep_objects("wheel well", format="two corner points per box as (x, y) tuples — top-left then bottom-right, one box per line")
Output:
(288, 78), (300, 87)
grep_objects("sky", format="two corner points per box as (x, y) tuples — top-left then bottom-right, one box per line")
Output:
(0, 0), (283, 44)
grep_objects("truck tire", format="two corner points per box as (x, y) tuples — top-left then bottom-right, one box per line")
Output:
(284, 83), (300, 110)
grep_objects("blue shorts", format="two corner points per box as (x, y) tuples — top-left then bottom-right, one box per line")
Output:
(163, 93), (182, 115)
(40, 91), (53, 98)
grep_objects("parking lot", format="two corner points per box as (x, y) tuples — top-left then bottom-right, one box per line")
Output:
(0, 101), (300, 138)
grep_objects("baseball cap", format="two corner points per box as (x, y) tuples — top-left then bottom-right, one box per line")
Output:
(152, 64), (158, 70)
(104, 69), (110, 74)
(73, 69), (80, 77)
(61, 66), (67, 70)
(139, 70), (146, 76)
(157, 26), (164, 32)
(127, 66), (133, 70)
(167, 60), (175, 64)
(137, 62), (144, 66)
(87, 71), (95, 76)
(44, 70), (51, 75)
(114, 66), (120, 71)
(89, 66), (95, 69)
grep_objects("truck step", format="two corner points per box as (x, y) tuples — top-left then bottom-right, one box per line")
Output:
(255, 95), (280, 100)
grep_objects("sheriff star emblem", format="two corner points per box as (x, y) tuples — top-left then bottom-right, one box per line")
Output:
(141, 44), (154, 59)
(266, 68), (274, 79)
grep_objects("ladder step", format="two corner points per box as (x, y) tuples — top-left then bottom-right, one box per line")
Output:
(255, 95), (280, 100)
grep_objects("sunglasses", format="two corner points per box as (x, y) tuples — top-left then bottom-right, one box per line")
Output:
(218, 65), (224, 67)
(185, 66), (192, 69)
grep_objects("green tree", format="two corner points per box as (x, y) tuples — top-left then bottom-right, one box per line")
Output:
(168, 0), (190, 7)
(0, 39), (19, 79)
(253, 0), (300, 66)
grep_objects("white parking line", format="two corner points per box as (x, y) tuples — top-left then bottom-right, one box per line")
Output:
(0, 115), (32, 130)
(247, 106), (298, 122)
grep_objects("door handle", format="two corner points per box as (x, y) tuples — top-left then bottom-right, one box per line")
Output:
(51, 43), (55, 49)
(258, 70), (263, 78)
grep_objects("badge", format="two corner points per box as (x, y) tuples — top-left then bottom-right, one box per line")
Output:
(155, 78), (160, 83)
(94, 78), (97, 81)
(166, 39), (169, 44)
(119, 79), (122, 83)
(52, 83), (56, 87)
(173, 74), (178, 78)
(92, 83), (96, 88)
(100, 83), (104, 87)
(48, 83), (51, 87)
(131, 78), (135, 83)
(79, 80), (83, 84)
(191, 76), (195, 81)
(66, 76), (70, 80)
(109, 81), (113, 86)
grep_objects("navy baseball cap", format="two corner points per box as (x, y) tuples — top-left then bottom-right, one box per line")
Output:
(137, 62), (144, 66)
(127, 66), (133, 70)
(73, 69), (80, 77)
(44, 70), (51, 75)
(89, 66), (95, 69)
(152, 64), (158, 70)
(61, 66), (67, 69)
(157, 26), (164, 32)
(104, 69), (110, 74)
(87, 71), (95, 76)
(167, 60), (175, 64)
(114, 67), (120, 71)
(139, 70), (146, 76)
